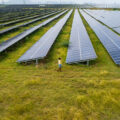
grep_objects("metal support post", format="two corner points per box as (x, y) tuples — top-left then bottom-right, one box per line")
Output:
(87, 61), (89, 66)
(36, 59), (39, 67)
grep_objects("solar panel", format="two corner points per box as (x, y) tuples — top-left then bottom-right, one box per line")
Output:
(80, 10), (120, 65)
(66, 9), (97, 64)
(17, 10), (73, 63)
(0, 10), (64, 35)
(84, 9), (120, 34)
(0, 10), (68, 53)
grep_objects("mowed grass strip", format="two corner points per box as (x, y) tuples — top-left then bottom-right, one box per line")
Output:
(0, 9), (120, 120)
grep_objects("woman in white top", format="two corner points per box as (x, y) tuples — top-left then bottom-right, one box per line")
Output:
(58, 58), (62, 72)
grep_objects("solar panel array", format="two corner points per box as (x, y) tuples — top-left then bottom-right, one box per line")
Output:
(0, 10), (64, 35)
(66, 9), (97, 64)
(84, 9), (120, 34)
(80, 10), (120, 65)
(0, 8), (47, 23)
(17, 10), (73, 63)
(0, 10), (68, 53)
(0, 10), (59, 27)
(0, 9), (57, 23)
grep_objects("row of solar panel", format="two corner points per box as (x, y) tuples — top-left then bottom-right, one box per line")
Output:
(84, 9), (120, 34)
(80, 10), (120, 65)
(0, 10), (68, 53)
(66, 9), (97, 64)
(0, 10), (64, 35)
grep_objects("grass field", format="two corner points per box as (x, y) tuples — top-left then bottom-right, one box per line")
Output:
(0, 9), (120, 120)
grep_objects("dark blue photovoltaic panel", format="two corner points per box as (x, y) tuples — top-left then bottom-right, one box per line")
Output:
(17, 10), (73, 63)
(0, 10), (64, 35)
(80, 10), (120, 65)
(0, 10), (68, 53)
(66, 9), (97, 64)
(84, 9), (120, 34)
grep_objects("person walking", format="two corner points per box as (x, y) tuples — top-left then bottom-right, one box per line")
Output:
(58, 58), (62, 72)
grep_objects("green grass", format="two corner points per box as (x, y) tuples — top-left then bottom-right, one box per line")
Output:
(0, 10), (120, 120)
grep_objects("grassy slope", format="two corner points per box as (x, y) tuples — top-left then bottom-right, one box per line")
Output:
(0, 10), (120, 120)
